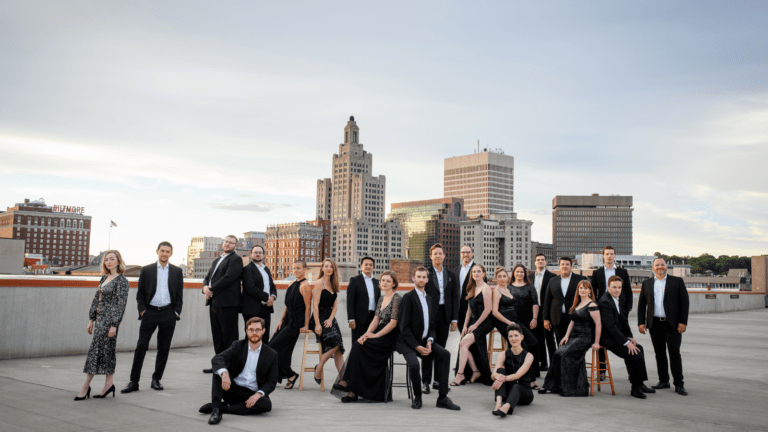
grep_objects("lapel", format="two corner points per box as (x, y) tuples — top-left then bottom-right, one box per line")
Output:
(413, 290), (426, 326)
(566, 275), (579, 298)
(360, 274), (370, 304)
(239, 340), (249, 370)
(431, 266), (441, 291)
(251, 262), (264, 286)
(149, 263), (158, 299)
(373, 277), (380, 303)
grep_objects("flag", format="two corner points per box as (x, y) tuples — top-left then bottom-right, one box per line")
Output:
(110, 220), (117, 227)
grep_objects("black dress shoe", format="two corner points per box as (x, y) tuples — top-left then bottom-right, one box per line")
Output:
(199, 403), (213, 414)
(630, 387), (647, 399)
(411, 397), (422, 409)
(675, 386), (688, 396)
(639, 384), (656, 393)
(151, 380), (163, 390)
(121, 382), (139, 393)
(332, 383), (348, 391)
(421, 382), (430, 395)
(652, 381), (670, 389)
(208, 408), (222, 425)
(203, 368), (213, 374)
(341, 395), (359, 403)
(432, 381), (439, 390)
(436, 396), (461, 411)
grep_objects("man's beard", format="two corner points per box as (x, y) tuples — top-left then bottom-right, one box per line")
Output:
(248, 334), (262, 344)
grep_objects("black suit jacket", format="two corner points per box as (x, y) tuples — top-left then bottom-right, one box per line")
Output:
(202, 253), (244, 308)
(136, 262), (184, 319)
(346, 274), (380, 324)
(535, 269), (557, 320)
(425, 266), (459, 322)
(638, 275), (689, 329)
(456, 262), (477, 307)
(598, 294), (633, 349)
(590, 266), (633, 313)
(241, 262), (277, 316)
(211, 339), (278, 397)
(543, 273), (586, 325)
(396, 289), (437, 353)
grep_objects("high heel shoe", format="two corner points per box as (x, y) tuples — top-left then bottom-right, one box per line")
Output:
(74, 386), (91, 401)
(93, 384), (115, 398)
(450, 373), (466, 386)
(314, 365), (321, 384)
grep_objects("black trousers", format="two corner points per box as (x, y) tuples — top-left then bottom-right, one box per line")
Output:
(534, 316), (556, 367)
(422, 305), (450, 384)
(403, 340), (450, 399)
(494, 368), (534, 414)
(351, 311), (376, 343)
(552, 315), (571, 345)
(243, 309), (272, 345)
(210, 306), (240, 355)
(211, 375), (271, 415)
(604, 343), (648, 387)
(649, 318), (684, 386)
(129, 308), (177, 382)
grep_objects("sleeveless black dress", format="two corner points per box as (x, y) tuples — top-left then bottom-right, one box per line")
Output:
(493, 289), (539, 366)
(269, 278), (306, 380)
(457, 290), (494, 385)
(541, 303), (598, 396)
(311, 289), (345, 354)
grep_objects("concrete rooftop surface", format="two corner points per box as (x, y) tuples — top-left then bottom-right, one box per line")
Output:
(1, 309), (766, 432)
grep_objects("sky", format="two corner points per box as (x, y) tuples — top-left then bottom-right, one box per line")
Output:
(1, 1), (766, 266)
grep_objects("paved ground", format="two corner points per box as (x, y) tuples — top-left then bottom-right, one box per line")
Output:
(1, 309), (766, 432)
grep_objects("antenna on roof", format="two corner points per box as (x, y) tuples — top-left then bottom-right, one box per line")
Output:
(477, 140), (479, 153)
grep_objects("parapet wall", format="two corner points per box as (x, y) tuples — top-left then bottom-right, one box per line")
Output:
(0, 276), (763, 359)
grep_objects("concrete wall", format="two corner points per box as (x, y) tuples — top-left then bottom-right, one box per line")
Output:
(0, 238), (25, 275)
(0, 276), (764, 359)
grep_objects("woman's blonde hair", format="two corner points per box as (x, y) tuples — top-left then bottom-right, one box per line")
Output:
(101, 250), (126, 275)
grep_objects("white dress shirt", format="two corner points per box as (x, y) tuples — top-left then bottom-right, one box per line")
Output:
(217, 344), (265, 395)
(560, 275), (571, 313)
(255, 263), (275, 302)
(150, 261), (171, 307)
(604, 264), (616, 282)
(534, 270), (545, 297)
(364, 274), (376, 311)
(211, 252), (231, 279)
(435, 267), (445, 305)
(653, 275), (667, 318)
(459, 261), (473, 290)
(415, 289), (433, 342)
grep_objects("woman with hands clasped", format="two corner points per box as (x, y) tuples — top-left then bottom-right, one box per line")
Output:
(490, 323), (535, 417)
(453, 264), (494, 386)
(75, 250), (129, 401)
(311, 259), (345, 384)
(539, 280), (602, 396)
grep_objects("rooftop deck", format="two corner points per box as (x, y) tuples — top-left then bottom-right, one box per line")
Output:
(0, 309), (766, 431)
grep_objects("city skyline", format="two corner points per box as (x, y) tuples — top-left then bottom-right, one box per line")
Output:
(1, 2), (766, 266)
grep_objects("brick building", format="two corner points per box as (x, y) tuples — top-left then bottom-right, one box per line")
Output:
(0, 198), (91, 267)
(266, 221), (326, 280)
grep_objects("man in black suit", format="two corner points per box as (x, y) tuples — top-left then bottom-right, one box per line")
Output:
(241, 245), (277, 344)
(599, 276), (655, 399)
(200, 317), (278, 425)
(347, 256), (380, 343)
(638, 257), (690, 396)
(532, 253), (556, 371)
(122, 241), (184, 393)
(396, 267), (460, 411)
(202, 235), (244, 373)
(543, 257), (585, 344)
(455, 245), (475, 332)
(422, 243), (459, 393)
(589, 246), (633, 313)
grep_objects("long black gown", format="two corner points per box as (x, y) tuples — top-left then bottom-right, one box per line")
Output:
(509, 283), (541, 378)
(541, 303), (598, 396)
(332, 294), (402, 402)
(458, 290), (494, 385)
(493, 288), (539, 372)
(309, 289), (345, 355)
(269, 278), (307, 381)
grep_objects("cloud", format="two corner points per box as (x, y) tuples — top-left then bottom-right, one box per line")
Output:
(208, 201), (294, 213)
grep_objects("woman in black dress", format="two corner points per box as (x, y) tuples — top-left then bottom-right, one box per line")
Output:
(311, 258), (345, 383)
(507, 264), (541, 385)
(332, 271), (402, 402)
(539, 280), (602, 396)
(269, 260), (312, 389)
(75, 250), (129, 400)
(491, 266), (540, 390)
(490, 323), (535, 417)
(453, 264), (493, 386)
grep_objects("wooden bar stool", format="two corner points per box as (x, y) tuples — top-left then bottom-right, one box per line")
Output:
(298, 332), (324, 391)
(487, 329), (507, 365)
(586, 347), (615, 396)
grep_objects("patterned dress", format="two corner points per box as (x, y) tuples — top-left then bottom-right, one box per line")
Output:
(333, 294), (402, 402)
(312, 289), (345, 354)
(83, 274), (129, 375)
